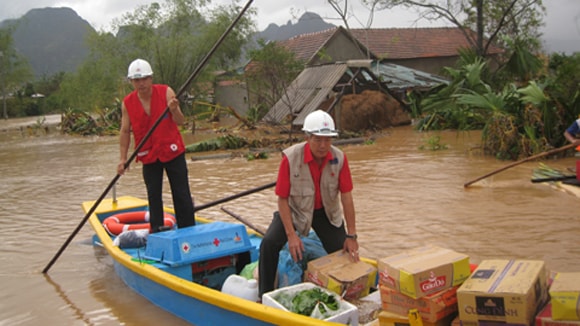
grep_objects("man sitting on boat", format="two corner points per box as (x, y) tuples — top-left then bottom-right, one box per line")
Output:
(258, 110), (360, 299)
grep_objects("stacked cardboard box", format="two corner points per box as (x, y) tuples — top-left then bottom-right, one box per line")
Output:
(380, 285), (459, 323)
(378, 245), (471, 299)
(376, 245), (472, 326)
(536, 302), (580, 326)
(378, 308), (458, 326)
(456, 260), (549, 326)
(304, 250), (377, 300)
(547, 272), (580, 323)
(451, 316), (526, 326)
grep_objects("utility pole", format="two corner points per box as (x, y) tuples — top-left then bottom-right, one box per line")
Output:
(0, 51), (6, 120)
(476, 0), (484, 57)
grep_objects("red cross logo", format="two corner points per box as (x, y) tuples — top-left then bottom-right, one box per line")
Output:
(182, 242), (190, 253)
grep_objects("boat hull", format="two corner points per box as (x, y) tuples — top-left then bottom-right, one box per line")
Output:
(112, 259), (273, 325)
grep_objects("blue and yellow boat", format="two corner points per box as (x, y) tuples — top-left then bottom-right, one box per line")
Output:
(83, 195), (373, 325)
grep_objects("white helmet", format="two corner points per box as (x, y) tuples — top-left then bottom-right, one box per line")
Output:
(127, 59), (153, 79)
(302, 110), (338, 137)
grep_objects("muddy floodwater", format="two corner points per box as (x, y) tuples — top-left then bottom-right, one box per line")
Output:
(1, 115), (578, 325)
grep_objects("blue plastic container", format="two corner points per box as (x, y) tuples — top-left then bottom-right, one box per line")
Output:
(144, 222), (253, 266)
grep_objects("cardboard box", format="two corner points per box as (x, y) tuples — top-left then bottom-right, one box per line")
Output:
(537, 302), (580, 326)
(452, 316), (526, 326)
(378, 309), (457, 326)
(549, 272), (580, 321)
(378, 245), (471, 299)
(457, 260), (548, 325)
(304, 250), (377, 300)
(380, 284), (458, 323)
(262, 282), (359, 325)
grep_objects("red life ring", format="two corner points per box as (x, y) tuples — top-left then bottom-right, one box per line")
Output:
(103, 211), (177, 236)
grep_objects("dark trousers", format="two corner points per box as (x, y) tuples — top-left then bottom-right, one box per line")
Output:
(142, 153), (195, 232)
(258, 208), (346, 297)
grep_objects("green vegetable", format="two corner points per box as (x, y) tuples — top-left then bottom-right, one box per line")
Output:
(275, 287), (339, 318)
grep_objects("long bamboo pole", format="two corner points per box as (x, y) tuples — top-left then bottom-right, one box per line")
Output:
(463, 143), (576, 188)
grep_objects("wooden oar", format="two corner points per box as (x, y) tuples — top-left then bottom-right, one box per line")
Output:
(194, 181), (276, 212)
(42, 0), (255, 274)
(221, 206), (266, 236)
(463, 143), (576, 188)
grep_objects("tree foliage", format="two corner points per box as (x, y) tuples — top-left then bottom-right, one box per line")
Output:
(245, 39), (305, 117)
(369, 0), (569, 160)
(0, 28), (33, 118)
(364, 0), (545, 57)
(326, 0), (381, 29)
(56, 0), (256, 114)
(410, 51), (580, 160)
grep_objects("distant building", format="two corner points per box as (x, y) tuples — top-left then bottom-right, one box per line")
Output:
(350, 27), (504, 75)
(214, 26), (503, 128)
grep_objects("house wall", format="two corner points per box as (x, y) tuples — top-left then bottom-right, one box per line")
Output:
(214, 83), (250, 116)
(309, 33), (372, 66)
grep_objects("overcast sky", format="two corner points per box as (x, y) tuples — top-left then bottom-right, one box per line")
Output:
(1, 0), (579, 52)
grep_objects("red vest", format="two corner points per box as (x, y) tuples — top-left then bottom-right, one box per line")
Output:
(123, 84), (185, 164)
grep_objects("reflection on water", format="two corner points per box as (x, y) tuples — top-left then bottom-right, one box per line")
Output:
(1, 119), (579, 325)
(86, 247), (190, 325)
(43, 273), (94, 325)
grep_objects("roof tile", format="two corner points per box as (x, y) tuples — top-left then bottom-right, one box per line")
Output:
(351, 27), (504, 59)
(275, 27), (504, 62)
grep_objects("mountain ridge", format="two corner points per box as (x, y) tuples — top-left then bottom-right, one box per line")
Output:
(258, 12), (335, 41)
(0, 8), (334, 78)
(2, 7), (94, 77)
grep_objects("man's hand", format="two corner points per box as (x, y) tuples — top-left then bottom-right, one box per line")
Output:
(287, 232), (305, 262)
(117, 160), (129, 175)
(343, 238), (359, 262)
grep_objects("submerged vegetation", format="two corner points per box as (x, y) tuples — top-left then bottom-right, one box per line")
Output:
(419, 135), (448, 151)
(409, 50), (580, 160)
(60, 105), (121, 136)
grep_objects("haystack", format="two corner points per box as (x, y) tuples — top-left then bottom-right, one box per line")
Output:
(336, 90), (411, 132)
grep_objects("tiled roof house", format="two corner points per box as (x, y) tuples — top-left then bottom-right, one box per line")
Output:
(350, 27), (505, 75)
(276, 26), (376, 65)
(220, 26), (503, 122)
(275, 26), (503, 75)
(248, 27), (461, 123)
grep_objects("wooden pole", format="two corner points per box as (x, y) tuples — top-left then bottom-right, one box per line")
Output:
(463, 143), (576, 188)
(194, 181), (276, 212)
(221, 206), (266, 236)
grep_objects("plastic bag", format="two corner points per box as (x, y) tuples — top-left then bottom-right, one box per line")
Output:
(240, 261), (259, 280)
(310, 301), (333, 320)
(277, 249), (304, 287)
(277, 232), (328, 288)
(113, 229), (148, 248)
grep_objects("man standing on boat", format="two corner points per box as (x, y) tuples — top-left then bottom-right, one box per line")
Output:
(117, 58), (195, 233)
(258, 110), (359, 298)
